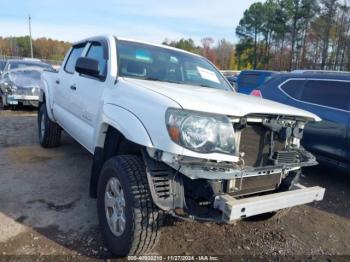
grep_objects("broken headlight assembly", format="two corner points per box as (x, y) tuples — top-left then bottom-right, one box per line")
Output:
(1, 81), (17, 94)
(165, 108), (235, 154)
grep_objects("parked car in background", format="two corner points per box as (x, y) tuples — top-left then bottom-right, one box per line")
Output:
(221, 70), (240, 77)
(221, 71), (239, 91)
(237, 70), (277, 94)
(0, 59), (54, 109)
(2, 59), (53, 73)
(225, 75), (238, 91)
(0, 67), (46, 108)
(251, 72), (350, 171)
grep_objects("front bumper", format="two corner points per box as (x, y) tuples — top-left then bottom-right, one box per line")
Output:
(214, 184), (325, 222)
(5, 94), (39, 105)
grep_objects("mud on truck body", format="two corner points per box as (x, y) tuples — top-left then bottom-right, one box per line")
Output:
(39, 35), (325, 257)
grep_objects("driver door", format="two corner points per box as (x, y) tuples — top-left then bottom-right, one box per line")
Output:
(68, 41), (108, 151)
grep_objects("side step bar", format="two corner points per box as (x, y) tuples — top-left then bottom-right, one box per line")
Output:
(214, 184), (325, 222)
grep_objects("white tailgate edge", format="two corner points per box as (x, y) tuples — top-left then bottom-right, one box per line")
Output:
(214, 184), (325, 222)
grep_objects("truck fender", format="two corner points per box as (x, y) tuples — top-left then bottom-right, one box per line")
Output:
(94, 103), (153, 149)
(89, 104), (154, 197)
(39, 78), (56, 122)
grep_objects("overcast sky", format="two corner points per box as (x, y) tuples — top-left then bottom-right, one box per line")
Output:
(0, 0), (259, 44)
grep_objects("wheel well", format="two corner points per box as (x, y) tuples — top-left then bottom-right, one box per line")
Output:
(103, 125), (142, 158)
(89, 125), (143, 198)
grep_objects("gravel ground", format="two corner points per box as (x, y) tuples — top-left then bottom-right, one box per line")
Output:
(0, 109), (349, 260)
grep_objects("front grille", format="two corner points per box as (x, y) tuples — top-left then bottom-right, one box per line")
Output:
(239, 125), (270, 167)
(14, 88), (35, 96)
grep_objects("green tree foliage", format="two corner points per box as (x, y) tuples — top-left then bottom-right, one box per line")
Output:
(163, 38), (200, 53)
(163, 37), (236, 70)
(236, 2), (265, 68)
(236, 0), (350, 71)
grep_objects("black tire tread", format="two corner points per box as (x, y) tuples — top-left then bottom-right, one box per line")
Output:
(101, 155), (162, 255)
(38, 103), (61, 148)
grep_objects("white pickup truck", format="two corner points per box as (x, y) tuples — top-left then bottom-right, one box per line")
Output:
(39, 35), (325, 257)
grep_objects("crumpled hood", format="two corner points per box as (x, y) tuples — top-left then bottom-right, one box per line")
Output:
(124, 78), (321, 121)
(8, 67), (44, 89)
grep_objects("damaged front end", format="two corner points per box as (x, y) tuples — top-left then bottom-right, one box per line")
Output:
(144, 114), (324, 223)
(0, 68), (43, 107)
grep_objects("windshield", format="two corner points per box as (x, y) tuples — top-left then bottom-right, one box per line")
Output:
(8, 61), (52, 71)
(117, 40), (232, 91)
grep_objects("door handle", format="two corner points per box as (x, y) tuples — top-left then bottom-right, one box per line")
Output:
(70, 85), (77, 91)
(55, 79), (60, 84)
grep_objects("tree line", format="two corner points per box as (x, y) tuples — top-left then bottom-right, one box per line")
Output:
(163, 38), (237, 70)
(5, 0), (349, 72)
(0, 35), (237, 69)
(0, 36), (71, 61)
(236, 0), (350, 71)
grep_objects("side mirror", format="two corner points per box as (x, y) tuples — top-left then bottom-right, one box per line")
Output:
(75, 57), (100, 77)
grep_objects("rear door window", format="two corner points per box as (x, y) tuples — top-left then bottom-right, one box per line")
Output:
(64, 44), (86, 74)
(300, 80), (350, 111)
(280, 79), (307, 99)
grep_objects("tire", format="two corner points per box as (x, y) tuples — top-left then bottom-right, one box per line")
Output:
(97, 155), (162, 257)
(38, 103), (61, 148)
(0, 96), (7, 110)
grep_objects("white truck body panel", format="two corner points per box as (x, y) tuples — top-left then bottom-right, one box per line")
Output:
(123, 78), (321, 121)
(41, 34), (320, 161)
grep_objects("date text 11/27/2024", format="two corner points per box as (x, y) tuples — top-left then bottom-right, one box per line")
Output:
(127, 255), (220, 261)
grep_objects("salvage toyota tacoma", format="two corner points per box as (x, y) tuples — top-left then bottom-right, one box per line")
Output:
(39, 35), (325, 257)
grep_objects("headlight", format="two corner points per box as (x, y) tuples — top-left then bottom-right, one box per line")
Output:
(165, 108), (235, 154)
(4, 82), (16, 93)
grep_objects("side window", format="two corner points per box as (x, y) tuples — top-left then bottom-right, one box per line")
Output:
(280, 79), (307, 99)
(300, 80), (350, 111)
(86, 42), (107, 77)
(64, 44), (85, 74)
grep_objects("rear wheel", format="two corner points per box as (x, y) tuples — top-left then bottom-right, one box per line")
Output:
(38, 103), (61, 147)
(0, 96), (8, 110)
(97, 155), (162, 257)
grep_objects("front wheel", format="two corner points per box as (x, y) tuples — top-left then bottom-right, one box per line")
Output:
(97, 155), (162, 257)
(38, 103), (61, 148)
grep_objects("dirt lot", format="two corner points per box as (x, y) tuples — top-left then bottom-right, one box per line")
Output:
(0, 109), (349, 260)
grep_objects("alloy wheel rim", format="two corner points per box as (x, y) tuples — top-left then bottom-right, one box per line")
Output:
(105, 177), (126, 237)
